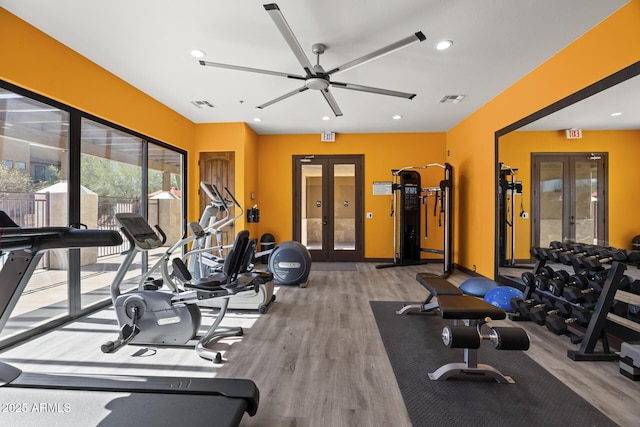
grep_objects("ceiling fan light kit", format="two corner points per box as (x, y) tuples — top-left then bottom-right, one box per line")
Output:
(199, 3), (426, 117)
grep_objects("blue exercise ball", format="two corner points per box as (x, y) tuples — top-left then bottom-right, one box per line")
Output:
(484, 286), (524, 310)
(460, 277), (500, 297)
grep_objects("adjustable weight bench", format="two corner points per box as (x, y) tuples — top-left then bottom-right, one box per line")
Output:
(396, 273), (463, 315)
(398, 273), (530, 383)
(428, 295), (530, 384)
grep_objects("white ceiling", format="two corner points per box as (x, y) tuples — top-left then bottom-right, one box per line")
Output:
(0, 0), (631, 134)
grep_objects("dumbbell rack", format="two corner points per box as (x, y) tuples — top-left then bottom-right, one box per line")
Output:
(522, 258), (627, 361)
(568, 261), (625, 361)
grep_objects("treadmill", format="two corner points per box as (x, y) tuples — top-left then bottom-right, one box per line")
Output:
(0, 211), (258, 426)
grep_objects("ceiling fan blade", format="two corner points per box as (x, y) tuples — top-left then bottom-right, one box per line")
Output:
(199, 60), (305, 80)
(331, 81), (416, 99)
(327, 31), (426, 76)
(320, 88), (343, 117)
(264, 3), (316, 76)
(257, 86), (310, 109)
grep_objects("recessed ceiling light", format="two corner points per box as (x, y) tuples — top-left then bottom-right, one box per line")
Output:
(322, 116), (330, 121)
(190, 49), (206, 58)
(393, 115), (403, 120)
(435, 40), (453, 50)
(611, 112), (622, 117)
(253, 117), (262, 122)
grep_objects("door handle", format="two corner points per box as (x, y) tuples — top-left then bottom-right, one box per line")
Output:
(323, 215), (328, 226)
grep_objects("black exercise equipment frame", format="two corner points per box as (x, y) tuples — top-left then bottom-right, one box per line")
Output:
(520, 256), (626, 361)
(377, 163), (452, 275)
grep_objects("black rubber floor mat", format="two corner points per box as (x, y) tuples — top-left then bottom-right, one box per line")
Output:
(370, 301), (617, 427)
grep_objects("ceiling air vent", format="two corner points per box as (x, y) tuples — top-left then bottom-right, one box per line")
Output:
(438, 95), (466, 104)
(191, 100), (214, 109)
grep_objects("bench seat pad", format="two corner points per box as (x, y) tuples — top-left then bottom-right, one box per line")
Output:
(415, 274), (463, 296)
(437, 295), (506, 320)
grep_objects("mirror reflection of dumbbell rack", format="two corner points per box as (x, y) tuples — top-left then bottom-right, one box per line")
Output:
(517, 243), (640, 361)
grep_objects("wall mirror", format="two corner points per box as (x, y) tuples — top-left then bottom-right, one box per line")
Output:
(495, 61), (640, 283)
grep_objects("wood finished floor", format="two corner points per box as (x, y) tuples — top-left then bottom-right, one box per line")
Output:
(1, 263), (639, 426)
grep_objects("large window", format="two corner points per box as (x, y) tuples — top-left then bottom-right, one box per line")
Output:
(0, 82), (186, 346)
(0, 87), (70, 340)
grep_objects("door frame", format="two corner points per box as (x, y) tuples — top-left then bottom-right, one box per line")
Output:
(292, 154), (364, 262)
(531, 152), (608, 247)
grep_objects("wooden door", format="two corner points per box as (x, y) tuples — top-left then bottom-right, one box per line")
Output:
(199, 152), (235, 249)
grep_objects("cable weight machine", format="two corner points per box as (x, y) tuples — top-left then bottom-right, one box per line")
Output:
(499, 164), (524, 267)
(376, 163), (453, 276)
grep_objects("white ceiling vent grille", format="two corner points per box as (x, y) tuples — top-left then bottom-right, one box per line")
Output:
(438, 95), (466, 104)
(191, 100), (214, 108)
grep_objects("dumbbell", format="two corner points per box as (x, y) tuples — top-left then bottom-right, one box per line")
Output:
(532, 272), (569, 297)
(533, 276), (549, 292)
(529, 299), (555, 325)
(546, 277), (568, 297)
(563, 279), (603, 304)
(549, 243), (587, 263)
(510, 297), (549, 319)
(521, 268), (554, 287)
(624, 280), (640, 322)
(530, 300), (573, 325)
(583, 250), (627, 270)
(521, 271), (535, 287)
(566, 273), (589, 289)
(538, 246), (561, 261)
(545, 306), (593, 335)
(529, 246), (545, 261)
(441, 324), (530, 351)
(627, 250), (640, 267)
(552, 269), (571, 284)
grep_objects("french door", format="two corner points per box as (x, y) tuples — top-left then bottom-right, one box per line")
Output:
(293, 155), (363, 262)
(532, 153), (607, 248)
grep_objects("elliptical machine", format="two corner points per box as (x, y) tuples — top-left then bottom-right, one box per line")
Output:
(103, 213), (260, 363)
(190, 182), (311, 300)
(186, 183), (276, 312)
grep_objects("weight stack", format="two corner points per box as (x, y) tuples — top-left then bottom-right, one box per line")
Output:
(619, 341), (640, 381)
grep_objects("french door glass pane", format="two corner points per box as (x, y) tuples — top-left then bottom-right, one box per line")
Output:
(79, 118), (143, 309)
(0, 87), (70, 341)
(574, 160), (598, 245)
(301, 164), (322, 250)
(539, 161), (563, 247)
(333, 164), (355, 251)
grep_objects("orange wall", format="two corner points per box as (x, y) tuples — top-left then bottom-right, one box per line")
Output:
(254, 133), (446, 258)
(192, 122), (256, 231)
(500, 129), (640, 255)
(0, 8), (194, 151)
(448, 1), (640, 277)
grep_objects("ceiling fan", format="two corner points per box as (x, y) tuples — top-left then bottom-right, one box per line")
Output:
(199, 3), (426, 117)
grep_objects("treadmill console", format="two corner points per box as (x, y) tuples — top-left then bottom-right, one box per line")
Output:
(115, 213), (163, 250)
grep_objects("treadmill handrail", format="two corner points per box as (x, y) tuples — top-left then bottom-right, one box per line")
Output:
(0, 226), (123, 253)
